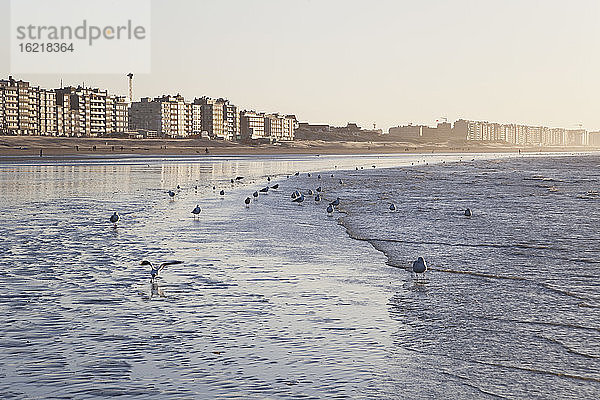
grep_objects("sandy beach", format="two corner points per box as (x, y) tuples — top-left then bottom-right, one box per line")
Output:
(1, 135), (595, 160)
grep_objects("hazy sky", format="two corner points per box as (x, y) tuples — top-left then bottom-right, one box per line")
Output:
(1, 0), (599, 131)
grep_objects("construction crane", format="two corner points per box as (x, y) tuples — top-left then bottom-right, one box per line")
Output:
(127, 73), (133, 102)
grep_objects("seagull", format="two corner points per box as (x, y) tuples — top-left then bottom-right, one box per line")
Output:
(412, 257), (427, 281)
(235, 176), (244, 181)
(331, 174), (334, 178)
(292, 194), (305, 204)
(253, 191), (259, 200)
(291, 190), (300, 200)
(177, 185), (181, 190)
(308, 173), (311, 177)
(219, 190), (225, 196)
(316, 186), (322, 192)
(330, 197), (340, 207)
(271, 184), (279, 190)
(339, 179), (344, 185)
(327, 204), (334, 216)
(245, 197), (251, 207)
(230, 179), (234, 183)
(192, 205), (201, 219)
(315, 194), (321, 202)
(259, 186), (269, 194)
(109, 212), (119, 227)
(389, 203), (396, 211)
(213, 186), (216, 190)
(294, 172), (299, 176)
(318, 175), (321, 180)
(267, 176), (271, 182)
(307, 189), (314, 195)
(464, 208), (472, 217)
(168, 190), (176, 200)
(141, 260), (184, 281)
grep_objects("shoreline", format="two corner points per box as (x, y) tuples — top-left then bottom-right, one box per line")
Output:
(1, 135), (598, 162)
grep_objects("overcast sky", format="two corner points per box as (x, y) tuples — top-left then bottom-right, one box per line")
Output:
(1, 0), (599, 131)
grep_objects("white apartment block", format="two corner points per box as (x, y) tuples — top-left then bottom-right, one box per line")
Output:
(130, 95), (201, 138)
(241, 111), (296, 142)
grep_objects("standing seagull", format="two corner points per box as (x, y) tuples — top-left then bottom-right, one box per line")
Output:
(219, 189), (225, 196)
(168, 190), (176, 200)
(330, 197), (340, 207)
(389, 203), (396, 211)
(271, 184), (279, 190)
(412, 257), (428, 282)
(109, 212), (119, 228)
(191, 205), (201, 219)
(327, 204), (334, 216)
(315, 194), (321, 202)
(292, 194), (305, 204)
(464, 208), (472, 217)
(253, 191), (259, 200)
(245, 197), (251, 208)
(141, 260), (184, 281)
(259, 186), (269, 194)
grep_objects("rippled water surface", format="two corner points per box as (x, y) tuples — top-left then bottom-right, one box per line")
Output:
(1, 153), (599, 399)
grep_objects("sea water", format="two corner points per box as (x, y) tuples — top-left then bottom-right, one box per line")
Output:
(0, 153), (598, 399)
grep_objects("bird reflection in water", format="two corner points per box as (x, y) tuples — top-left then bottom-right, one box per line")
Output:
(151, 281), (165, 298)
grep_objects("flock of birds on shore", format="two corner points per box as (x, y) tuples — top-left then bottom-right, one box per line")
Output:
(109, 165), (474, 283)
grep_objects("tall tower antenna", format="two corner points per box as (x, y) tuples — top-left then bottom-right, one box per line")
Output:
(127, 73), (134, 102)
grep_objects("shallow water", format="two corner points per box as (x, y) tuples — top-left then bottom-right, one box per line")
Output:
(0, 153), (598, 399)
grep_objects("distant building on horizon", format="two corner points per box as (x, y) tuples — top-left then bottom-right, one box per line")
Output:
(388, 118), (591, 147)
(453, 119), (588, 146)
(388, 122), (455, 141)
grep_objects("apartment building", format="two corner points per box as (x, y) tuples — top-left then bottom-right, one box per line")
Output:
(240, 110), (266, 141)
(129, 95), (201, 138)
(55, 86), (128, 137)
(282, 115), (296, 141)
(264, 113), (296, 141)
(194, 97), (225, 140)
(223, 103), (240, 141)
(0, 77), (59, 135)
(240, 111), (296, 142)
(0, 77), (34, 135)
